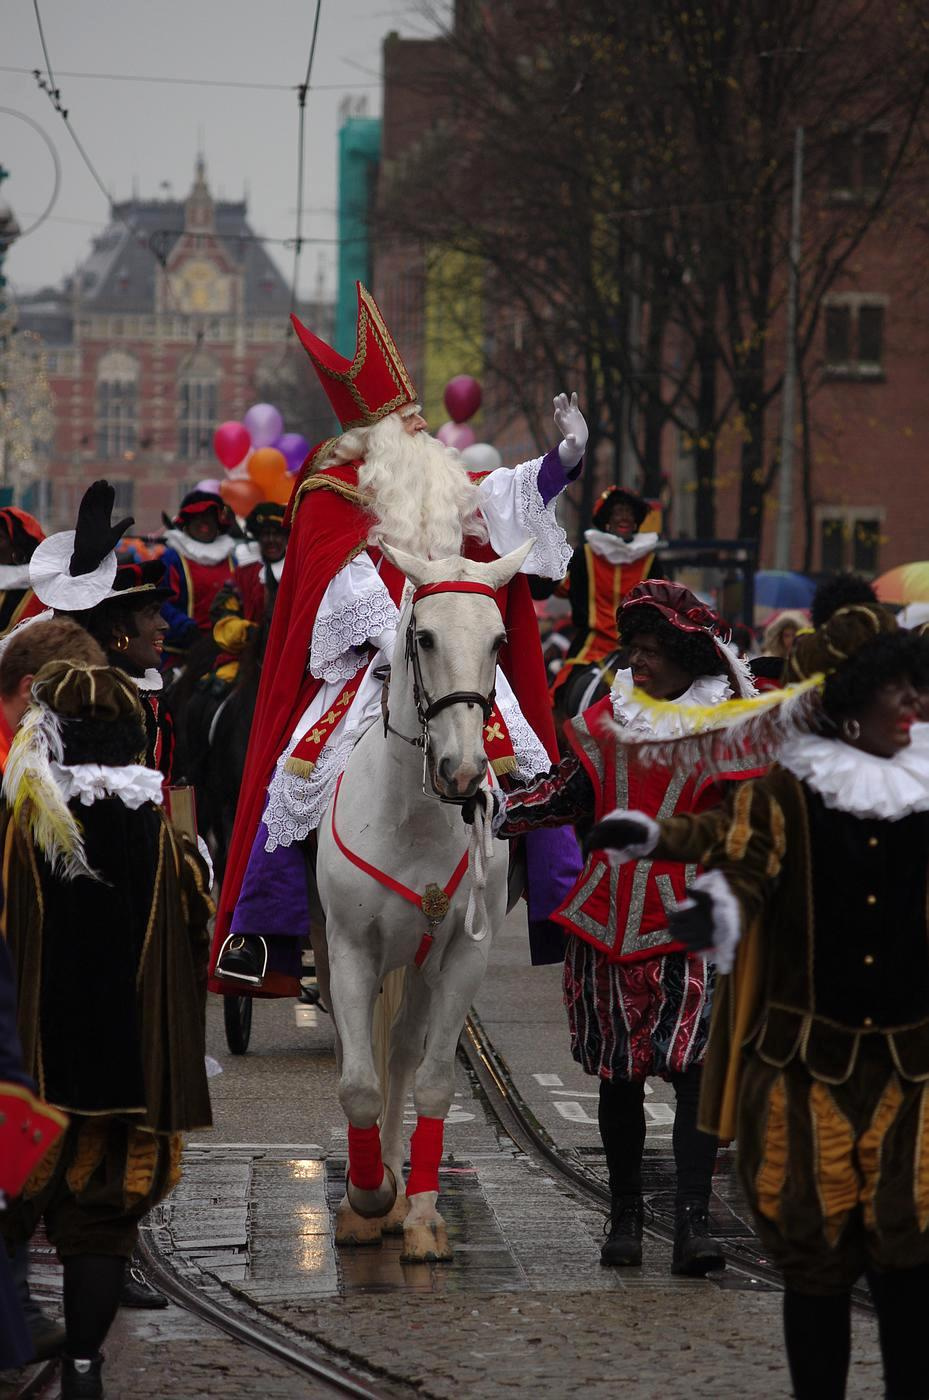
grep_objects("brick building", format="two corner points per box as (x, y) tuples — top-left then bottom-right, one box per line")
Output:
(15, 159), (335, 533)
(369, 24), (929, 578)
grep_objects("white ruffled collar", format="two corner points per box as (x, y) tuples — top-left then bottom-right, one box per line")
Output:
(610, 668), (733, 739)
(124, 667), (163, 693)
(584, 529), (659, 564)
(779, 724), (929, 821)
(164, 528), (237, 566)
(0, 564), (32, 590)
(49, 762), (164, 810)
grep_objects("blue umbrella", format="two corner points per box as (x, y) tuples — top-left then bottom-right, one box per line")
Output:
(754, 570), (816, 611)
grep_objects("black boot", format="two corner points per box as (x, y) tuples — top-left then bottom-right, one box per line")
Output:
(600, 1196), (644, 1267)
(119, 1256), (167, 1309)
(671, 1200), (725, 1276)
(61, 1354), (105, 1399)
(216, 934), (267, 986)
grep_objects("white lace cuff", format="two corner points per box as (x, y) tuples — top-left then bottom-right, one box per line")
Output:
(264, 727), (357, 848)
(49, 762), (165, 810)
(310, 558), (399, 684)
(478, 459), (572, 579)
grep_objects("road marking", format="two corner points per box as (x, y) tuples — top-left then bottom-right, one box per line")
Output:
(645, 1102), (675, 1123)
(533, 1073), (563, 1086)
(553, 1101), (598, 1124)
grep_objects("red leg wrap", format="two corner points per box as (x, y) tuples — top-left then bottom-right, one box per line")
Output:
(406, 1115), (444, 1197)
(347, 1123), (383, 1191)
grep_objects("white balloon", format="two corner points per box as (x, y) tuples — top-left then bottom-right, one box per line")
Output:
(460, 442), (503, 472)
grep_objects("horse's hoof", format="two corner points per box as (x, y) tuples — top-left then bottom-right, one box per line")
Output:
(381, 1190), (410, 1235)
(346, 1164), (397, 1220)
(335, 1200), (384, 1247)
(400, 1221), (453, 1263)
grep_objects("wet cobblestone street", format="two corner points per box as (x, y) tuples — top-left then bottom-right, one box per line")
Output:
(4, 912), (886, 1397)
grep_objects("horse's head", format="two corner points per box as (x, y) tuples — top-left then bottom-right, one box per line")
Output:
(380, 540), (532, 801)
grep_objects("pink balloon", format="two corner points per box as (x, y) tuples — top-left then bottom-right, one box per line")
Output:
(213, 421), (251, 471)
(244, 402), (284, 449)
(436, 421), (477, 451)
(444, 375), (482, 424)
(196, 477), (222, 494)
(275, 431), (311, 475)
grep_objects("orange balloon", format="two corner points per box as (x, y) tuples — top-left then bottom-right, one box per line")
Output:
(248, 446), (288, 492)
(219, 478), (264, 517)
(265, 474), (294, 506)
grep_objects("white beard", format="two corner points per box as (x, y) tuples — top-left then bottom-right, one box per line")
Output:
(331, 413), (488, 559)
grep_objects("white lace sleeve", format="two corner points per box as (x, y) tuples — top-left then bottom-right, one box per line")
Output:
(309, 553), (400, 684)
(477, 460), (572, 579)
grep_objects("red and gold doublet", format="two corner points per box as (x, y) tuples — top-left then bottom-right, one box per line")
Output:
(552, 696), (754, 961)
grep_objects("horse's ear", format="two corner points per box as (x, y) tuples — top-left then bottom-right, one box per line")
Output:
(378, 540), (430, 588)
(483, 540), (533, 591)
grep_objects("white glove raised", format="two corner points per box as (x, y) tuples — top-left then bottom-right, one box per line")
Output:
(553, 392), (588, 469)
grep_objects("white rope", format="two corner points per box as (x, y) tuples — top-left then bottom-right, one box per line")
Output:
(463, 782), (495, 942)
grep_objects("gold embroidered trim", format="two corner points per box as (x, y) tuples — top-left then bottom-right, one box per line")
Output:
(809, 1080), (858, 1245)
(915, 1085), (929, 1229)
(66, 1118), (108, 1195)
(490, 755), (518, 776)
(124, 1127), (159, 1206)
(859, 1074), (905, 1230)
(136, 824), (166, 989)
(284, 756), (315, 778)
(23, 1130), (64, 1199)
(725, 783), (755, 862)
(754, 1073), (788, 1223)
(766, 796), (787, 878)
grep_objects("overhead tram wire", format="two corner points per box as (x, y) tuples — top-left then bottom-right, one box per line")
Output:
(0, 64), (380, 93)
(291, 0), (324, 312)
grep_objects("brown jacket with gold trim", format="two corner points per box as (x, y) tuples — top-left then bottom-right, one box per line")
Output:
(655, 766), (929, 1132)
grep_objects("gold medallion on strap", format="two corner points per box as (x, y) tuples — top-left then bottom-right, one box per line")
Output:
(421, 883), (451, 923)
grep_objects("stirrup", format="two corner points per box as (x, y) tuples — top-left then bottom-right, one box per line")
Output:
(216, 933), (268, 986)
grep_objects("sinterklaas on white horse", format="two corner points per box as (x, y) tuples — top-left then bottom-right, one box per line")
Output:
(315, 540), (530, 1261)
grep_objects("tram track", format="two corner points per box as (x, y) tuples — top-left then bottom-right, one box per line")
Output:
(460, 1006), (874, 1313)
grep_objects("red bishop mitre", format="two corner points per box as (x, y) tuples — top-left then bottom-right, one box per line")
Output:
(290, 282), (418, 432)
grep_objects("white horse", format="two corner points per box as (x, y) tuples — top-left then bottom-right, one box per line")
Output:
(315, 540), (530, 1261)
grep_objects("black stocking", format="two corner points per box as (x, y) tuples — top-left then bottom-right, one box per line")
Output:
(866, 1262), (929, 1399)
(62, 1254), (126, 1359)
(782, 1288), (851, 1400)
(669, 1066), (719, 1205)
(598, 1077), (646, 1198)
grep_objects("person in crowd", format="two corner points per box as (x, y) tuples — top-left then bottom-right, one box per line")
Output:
(0, 508), (47, 637)
(27, 484), (175, 783)
(0, 659), (213, 1398)
(541, 486), (659, 702)
(212, 281), (585, 991)
(159, 490), (237, 666)
(209, 500), (289, 689)
(474, 580), (760, 1274)
(586, 601), (929, 1399)
(760, 609), (807, 661)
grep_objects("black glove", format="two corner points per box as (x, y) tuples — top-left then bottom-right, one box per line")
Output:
(583, 814), (653, 861)
(668, 887), (715, 954)
(462, 790), (488, 826)
(69, 480), (134, 577)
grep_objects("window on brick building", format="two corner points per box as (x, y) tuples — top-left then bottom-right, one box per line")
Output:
(828, 129), (889, 198)
(823, 297), (885, 377)
(818, 511), (883, 576)
(95, 350), (139, 459)
(177, 353), (220, 460)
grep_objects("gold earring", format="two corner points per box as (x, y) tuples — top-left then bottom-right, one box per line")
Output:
(113, 634), (130, 653)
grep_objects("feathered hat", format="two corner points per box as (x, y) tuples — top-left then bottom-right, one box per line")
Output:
(610, 601), (898, 769)
(163, 489), (230, 532)
(290, 282), (418, 432)
(618, 580), (757, 700)
(0, 507), (45, 559)
(29, 481), (134, 611)
(244, 501), (287, 538)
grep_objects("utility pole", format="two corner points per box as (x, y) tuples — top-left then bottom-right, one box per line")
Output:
(774, 127), (804, 571)
(0, 165), (22, 500)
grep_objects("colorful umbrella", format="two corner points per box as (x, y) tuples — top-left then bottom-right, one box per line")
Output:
(873, 562), (929, 605)
(754, 570), (816, 611)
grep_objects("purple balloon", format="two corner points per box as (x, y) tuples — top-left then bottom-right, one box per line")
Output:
(436, 421), (477, 451)
(276, 431), (312, 476)
(444, 375), (482, 424)
(196, 477), (222, 494)
(244, 401), (284, 449)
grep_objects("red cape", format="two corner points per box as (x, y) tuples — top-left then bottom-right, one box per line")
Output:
(209, 458), (560, 991)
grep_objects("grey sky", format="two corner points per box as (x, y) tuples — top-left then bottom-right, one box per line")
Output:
(2, 0), (442, 300)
